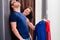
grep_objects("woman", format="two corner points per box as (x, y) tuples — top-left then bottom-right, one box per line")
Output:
(23, 7), (35, 40)
(23, 7), (33, 21)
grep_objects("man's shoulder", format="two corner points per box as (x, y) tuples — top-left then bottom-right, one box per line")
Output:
(10, 12), (17, 17)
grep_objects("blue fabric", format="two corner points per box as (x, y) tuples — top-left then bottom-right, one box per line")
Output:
(9, 11), (29, 39)
(34, 20), (46, 40)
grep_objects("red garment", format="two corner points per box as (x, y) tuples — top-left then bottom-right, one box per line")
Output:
(46, 20), (50, 32)
(46, 20), (51, 40)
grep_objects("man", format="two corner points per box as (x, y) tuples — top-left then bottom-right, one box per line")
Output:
(9, 1), (35, 40)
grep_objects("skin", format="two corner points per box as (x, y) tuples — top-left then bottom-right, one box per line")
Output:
(10, 1), (35, 40)
(23, 8), (31, 16)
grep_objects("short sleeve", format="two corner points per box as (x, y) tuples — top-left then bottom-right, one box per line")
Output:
(9, 13), (17, 22)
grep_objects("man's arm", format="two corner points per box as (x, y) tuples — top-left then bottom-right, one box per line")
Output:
(10, 22), (24, 40)
(26, 18), (35, 30)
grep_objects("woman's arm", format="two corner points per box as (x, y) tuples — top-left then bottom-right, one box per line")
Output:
(26, 18), (35, 30)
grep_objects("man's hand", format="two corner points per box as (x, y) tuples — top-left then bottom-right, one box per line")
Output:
(30, 35), (32, 40)
(19, 38), (25, 40)
(29, 33), (33, 40)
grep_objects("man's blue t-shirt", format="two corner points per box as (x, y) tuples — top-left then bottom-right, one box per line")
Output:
(9, 11), (29, 39)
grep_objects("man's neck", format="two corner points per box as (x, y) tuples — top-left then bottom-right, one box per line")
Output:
(14, 8), (21, 13)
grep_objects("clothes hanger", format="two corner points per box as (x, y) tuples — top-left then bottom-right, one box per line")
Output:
(41, 18), (47, 21)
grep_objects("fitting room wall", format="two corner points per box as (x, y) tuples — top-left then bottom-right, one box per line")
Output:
(47, 0), (60, 40)
(35, 0), (42, 24)
(0, 0), (11, 40)
(4, 0), (11, 40)
(0, 0), (4, 40)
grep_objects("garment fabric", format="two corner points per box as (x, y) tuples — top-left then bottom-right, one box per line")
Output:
(46, 20), (51, 40)
(34, 20), (46, 40)
(34, 20), (51, 40)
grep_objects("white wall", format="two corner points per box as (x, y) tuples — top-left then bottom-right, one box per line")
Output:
(35, 0), (42, 24)
(47, 0), (60, 40)
(36, 0), (60, 40)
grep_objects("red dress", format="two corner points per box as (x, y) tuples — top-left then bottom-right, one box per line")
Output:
(46, 20), (51, 40)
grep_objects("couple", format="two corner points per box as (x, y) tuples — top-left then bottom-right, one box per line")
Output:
(9, 1), (35, 40)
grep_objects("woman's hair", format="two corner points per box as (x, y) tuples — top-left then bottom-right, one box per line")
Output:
(26, 12), (33, 21)
(26, 7), (33, 21)
(28, 7), (33, 12)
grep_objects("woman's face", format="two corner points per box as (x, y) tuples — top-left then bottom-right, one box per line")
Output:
(24, 8), (31, 16)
